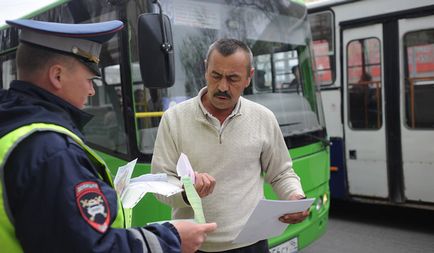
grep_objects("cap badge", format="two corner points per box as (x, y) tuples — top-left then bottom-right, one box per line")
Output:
(72, 46), (100, 64)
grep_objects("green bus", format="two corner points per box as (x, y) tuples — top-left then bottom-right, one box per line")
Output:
(0, 0), (329, 251)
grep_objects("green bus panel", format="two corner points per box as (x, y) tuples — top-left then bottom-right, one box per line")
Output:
(99, 141), (330, 250)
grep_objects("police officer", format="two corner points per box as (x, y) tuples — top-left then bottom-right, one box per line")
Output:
(0, 19), (216, 253)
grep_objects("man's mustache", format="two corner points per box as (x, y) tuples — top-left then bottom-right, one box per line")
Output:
(213, 91), (231, 99)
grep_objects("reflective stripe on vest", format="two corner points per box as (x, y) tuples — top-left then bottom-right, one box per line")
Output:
(0, 123), (125, 252)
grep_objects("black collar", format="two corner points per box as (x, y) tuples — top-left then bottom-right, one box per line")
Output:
(7, 80), (93, 131)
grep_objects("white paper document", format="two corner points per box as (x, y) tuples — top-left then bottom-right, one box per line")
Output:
(233, 198), (315, 244)
(176, 153), (196, 183)
(113, 158), (137, 199)
(113, 159), (183, 209)
(122, 180), (183, 208)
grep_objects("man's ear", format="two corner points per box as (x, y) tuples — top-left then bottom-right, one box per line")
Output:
(246, 67), (255, 88)
(204, 59), (208, 80)
(48, 64), (63, 90)
(204, 59), (208, 73)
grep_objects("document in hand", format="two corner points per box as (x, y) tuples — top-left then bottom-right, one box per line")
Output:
(177, 153), (206, 223)
(114, 159), (183, 208)
(233, 198), (314, 244)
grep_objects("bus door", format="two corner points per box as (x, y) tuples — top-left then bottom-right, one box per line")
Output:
(342, 24), (388, 198)
(399, 15), (434, 204)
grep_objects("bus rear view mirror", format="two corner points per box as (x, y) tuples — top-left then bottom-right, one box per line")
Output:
(138, 13), (175, 88)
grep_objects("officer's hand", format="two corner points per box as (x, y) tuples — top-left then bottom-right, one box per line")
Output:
(194, 172), (216, 198)
(278, 194), (309, 224)
(173, 221), (217, 253)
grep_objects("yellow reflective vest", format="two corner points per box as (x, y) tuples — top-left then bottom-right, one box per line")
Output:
(0, 123), (126, 252)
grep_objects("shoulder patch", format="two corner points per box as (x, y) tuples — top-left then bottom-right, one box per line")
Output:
(75, 181), (110, 233)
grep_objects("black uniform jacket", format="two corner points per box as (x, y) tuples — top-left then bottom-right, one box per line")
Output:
(0, 81), (181, 253)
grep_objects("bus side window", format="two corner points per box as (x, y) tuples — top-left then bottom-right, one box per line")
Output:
(308, 11), (334, 86)
(347, 38), (382, 129)
(404, 29), (434, 129)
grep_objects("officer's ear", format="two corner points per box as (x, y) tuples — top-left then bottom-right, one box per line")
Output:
(48, 64), (64, 90)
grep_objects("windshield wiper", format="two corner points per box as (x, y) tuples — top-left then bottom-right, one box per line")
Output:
(299, 132), (331, 147)
(279, 122), (301, 127)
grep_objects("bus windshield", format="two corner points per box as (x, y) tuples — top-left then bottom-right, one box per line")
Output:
(131, 0), (326, 154)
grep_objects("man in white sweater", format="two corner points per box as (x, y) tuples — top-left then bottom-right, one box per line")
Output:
(151, 38), (309, 252)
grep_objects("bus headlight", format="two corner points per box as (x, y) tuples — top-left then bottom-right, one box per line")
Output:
(315, 193), (328, 211)
(322, 192), (328, 207)
(316, 196), (323, 211)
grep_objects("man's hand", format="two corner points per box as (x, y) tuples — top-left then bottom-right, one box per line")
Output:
(278, 194), (309, 224)
(194, 172), (216, 198)
(173, 221), (217, 253)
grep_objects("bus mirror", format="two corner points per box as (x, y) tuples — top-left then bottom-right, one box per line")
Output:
(138, 13), (175, 88)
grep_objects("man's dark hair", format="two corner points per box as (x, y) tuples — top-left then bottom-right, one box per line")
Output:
(16, 43), (73, 78)
(205, 38), (253, 75)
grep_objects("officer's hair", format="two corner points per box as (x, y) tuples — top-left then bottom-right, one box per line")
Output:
(205, 38), (253, 76)
(16, 42), (75, 78)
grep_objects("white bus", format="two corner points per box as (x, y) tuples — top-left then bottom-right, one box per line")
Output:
(307, 0), (434, 209)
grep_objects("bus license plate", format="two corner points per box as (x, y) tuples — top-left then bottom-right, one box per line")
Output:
(270, 237), (298, 253)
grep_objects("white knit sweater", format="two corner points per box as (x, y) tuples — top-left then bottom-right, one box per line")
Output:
(151, 88), (304, 252)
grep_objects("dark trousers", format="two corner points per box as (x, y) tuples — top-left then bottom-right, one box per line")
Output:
(197, 240), (269, 253)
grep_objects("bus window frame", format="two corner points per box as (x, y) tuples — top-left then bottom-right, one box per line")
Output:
(403, 28), (434, 130)
(308, 10), (336, 87)
(346, 36), (383, 130)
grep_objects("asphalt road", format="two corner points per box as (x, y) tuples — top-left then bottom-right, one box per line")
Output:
(301, 200), (434, 253)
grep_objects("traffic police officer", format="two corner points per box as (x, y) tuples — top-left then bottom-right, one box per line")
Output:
(0, 19), (215, 252)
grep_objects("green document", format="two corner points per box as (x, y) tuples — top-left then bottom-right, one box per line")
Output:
(181, 177), (206, 224)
